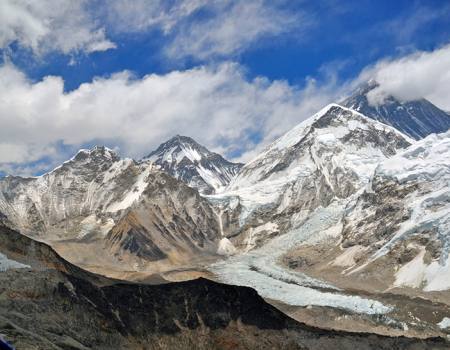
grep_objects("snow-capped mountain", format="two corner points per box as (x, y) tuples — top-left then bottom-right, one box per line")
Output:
(144, 135), (243, 194)
(342, 81), (450, 140)
(339, 129), (450, 291)
(0, 145), (222, 277)
(213, 104), (412, 249)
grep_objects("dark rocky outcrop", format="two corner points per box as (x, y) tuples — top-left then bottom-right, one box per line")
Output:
(0, 224), (448, 349)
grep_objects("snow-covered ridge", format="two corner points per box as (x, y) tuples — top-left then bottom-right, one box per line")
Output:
(241, 103), (413, 169)
(215, 104), (412, 230)
(0, 145), (155, 240)
(377, 130), (450, 183)
(342, 81), (450, 140)
(144, 135), (242, 194)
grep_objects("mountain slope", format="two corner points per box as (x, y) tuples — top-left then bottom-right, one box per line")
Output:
(105, 171), (220, 263)
(342, 81), (450, 140)
(213, 104), (412, 250)
(0, 223), (447, 349)
(0, 146), (222, 277)
(339, 129), (450, 291)
(145, 135), (243, 194)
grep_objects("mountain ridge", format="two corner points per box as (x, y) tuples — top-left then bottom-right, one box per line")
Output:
(144, 135), (243, 194)
(342, 81), (450, 139)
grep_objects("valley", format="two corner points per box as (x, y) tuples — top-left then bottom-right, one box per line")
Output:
(0, 82), (449, 347)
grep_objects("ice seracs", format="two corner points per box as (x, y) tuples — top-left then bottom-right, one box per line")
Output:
(340, 130), (450, 291)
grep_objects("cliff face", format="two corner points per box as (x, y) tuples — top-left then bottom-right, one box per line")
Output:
(0, 224), (448, 349)
(0, 147), (223, 277)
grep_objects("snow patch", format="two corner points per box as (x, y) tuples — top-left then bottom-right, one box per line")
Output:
(394, 247), (450, 291)
(438, 317), (450, 329)
(394, 247), (426, 289)
(217, 238), (236, 256)
(332, 245), (368, 268)
(107, 165), (152, 212)
(0, 253), (30, 271)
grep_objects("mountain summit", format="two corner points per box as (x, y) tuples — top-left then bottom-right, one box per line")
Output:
(144, 135), (243, 194)
(342, 81), (450, 139)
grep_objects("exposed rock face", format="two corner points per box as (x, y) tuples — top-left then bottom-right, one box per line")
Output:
(0, 146), (222, 274)
(0, 146), (142, 239)
(212, 104), (412, 249)
(145, 135), (243, 194)
(0, 224), (447, 350)
(105, 171), (220, 263)
(339, 130), (450, 291)
(342, 81), (450, 140)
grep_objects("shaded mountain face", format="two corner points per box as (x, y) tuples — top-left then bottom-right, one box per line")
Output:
(342, 81), (450, 140)
(213, 104), (412, 250)
(0, 146), (222, 277)
(105, 171), (221, 263)
(145, 135), (243, 194)
(0, 224), (447, 350)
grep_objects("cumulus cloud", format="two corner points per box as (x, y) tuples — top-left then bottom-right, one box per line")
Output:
(357, 44), (450, 110)
(105, 0), (303, 60)
(0, 0), (115, 55)
(0, 62), (340, 175)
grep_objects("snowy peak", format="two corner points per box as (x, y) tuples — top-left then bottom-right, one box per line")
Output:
(75, 145), (119, 161)
(145, 135), (243, 194)
(342, 81), (450, 140)
(52, 145), (121, 175)
(215, 104), (413, 235)
(146, 135), (207, 165)
(231, 103), (412, 189)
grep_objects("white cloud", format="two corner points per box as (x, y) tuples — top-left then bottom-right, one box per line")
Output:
(0, 62), (339, 174)
(165, 1), (302, 60)
(0, 0), (115, 55)
(105, 0), (208, 33)
(357, 44), (450, 110)
(105, 0), (303, 60)
(0, 0), (301, 60)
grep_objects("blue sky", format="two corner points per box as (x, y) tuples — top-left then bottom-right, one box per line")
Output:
(0, 0), (449, 175)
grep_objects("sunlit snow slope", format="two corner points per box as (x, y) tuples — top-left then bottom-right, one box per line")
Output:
(145, 135), (242, 194)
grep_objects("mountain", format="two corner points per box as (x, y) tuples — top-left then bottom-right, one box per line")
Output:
(342, 81), (450, 140)
(144, 135), (243, 194)
(214, 104), (412, 250)
(0, 103), (449, 341)
(0, 223), (446, 349)
(0, 146), (223, 278)
(205, 104), (450, 337)
(338, 129), (450, 291)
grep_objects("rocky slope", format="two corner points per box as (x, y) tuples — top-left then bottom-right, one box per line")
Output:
(0, 224), (447, 350)
(211, 104), (412, 250)
(204, 105), (450, 337)
(145, 135), (243, 194)
(266, 129), (450, 327)
(338, 129), (450, 291)
(342, 81), (450, 140)
(0, 146), (222, 277)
